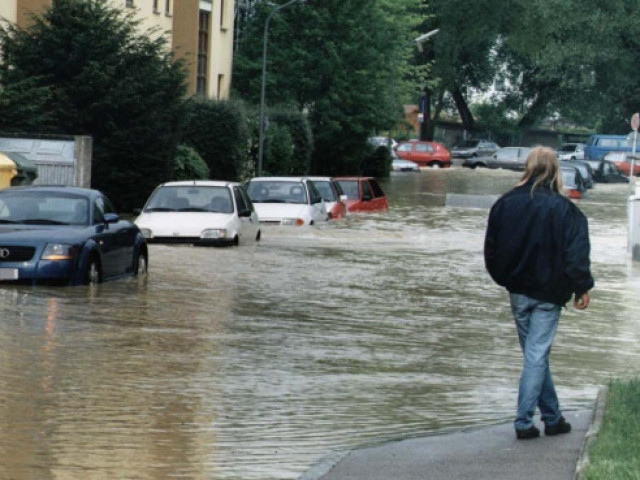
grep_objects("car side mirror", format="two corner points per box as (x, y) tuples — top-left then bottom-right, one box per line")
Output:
(133, 208), (142, 215)
(339, 194), (348, 203)
(238, 208), (252, 217)
(311, 195), (323, 204)
(104, 213), (120, 224)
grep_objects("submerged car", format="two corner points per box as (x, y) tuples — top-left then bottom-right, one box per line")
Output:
(593, 160), (629, 183)
(463, 146), (533, 170)
(560, 160), (594, 189)
(391, 158), (420, 172)
(334, 177), (389, 212)
(603, 151), (640, 176)
(561, 165), (587, 199)
(0, 186), (148, 285)
(246, 177), (328, 226)
(395, 140), (451, 168)
(451, 139), (500, 159)
(306, 176), (348, 220)
(135, 180), (261, 246)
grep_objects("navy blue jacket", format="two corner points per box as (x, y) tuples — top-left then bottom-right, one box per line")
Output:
(484, 181), (594, 305)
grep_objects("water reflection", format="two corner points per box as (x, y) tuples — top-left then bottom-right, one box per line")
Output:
(0, 168), (638, 479)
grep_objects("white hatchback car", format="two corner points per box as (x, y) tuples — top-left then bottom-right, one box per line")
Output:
(135, 180), (260, 246)
(245, 177), (328, 226)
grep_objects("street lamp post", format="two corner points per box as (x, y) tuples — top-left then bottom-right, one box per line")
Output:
(257, 0), (304, 177)
(388, 29), (439, 148)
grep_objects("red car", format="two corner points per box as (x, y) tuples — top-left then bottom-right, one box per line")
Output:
(334, 177), (389, 213)
(605, 152), (640, 176)
(395, 140), (451, 168)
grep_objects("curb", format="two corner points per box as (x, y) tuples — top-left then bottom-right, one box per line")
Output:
(574, 385), (608, 479)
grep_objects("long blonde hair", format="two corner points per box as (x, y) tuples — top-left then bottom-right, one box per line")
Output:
(516, 146), (563, 194)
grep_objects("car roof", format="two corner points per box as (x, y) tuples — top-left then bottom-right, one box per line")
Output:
(250, 177), (308, 182)
(305, 176), (334, 181)
(334, 176), (374, 180)
(2, 185), (100, 196)
(158, 180), (237, 188)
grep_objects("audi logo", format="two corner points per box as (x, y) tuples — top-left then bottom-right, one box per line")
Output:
(0, 248), (9, 259)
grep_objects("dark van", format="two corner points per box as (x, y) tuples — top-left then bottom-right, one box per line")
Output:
(584, 134), (629, 161)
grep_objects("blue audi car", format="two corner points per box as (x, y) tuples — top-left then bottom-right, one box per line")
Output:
(0, 186), (148, 285)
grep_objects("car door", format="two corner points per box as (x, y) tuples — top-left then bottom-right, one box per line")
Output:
(306, 181), (328, 221)
(233, 186), (259, 241)
(94, 196), (136, 277)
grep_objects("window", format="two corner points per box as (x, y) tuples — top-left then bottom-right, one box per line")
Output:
(415, 143), (434, 153)
(153, 0), (159, 13)
(165, 0), (171, 16)
(126, 0), (134, 7)
(220, 0), (225, 27)
(197, 11), (210, 96)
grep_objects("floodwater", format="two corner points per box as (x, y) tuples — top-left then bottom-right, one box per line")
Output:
(1, 167), (639, 480)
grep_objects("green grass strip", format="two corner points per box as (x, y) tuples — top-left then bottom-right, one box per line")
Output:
(582, 378), (640, 480)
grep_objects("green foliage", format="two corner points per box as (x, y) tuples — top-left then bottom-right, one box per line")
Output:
(173, 144), (209, 180)
(0, 0), (188, 210)
(582, 378), (640, 480)
(263, 124), (293, 175)
(362, 146), (391, 178)
(472, 102), (519, 146)
(233, 0), (423, 175)
(182, 98), (250, 181)
(269, 110), (313, 175)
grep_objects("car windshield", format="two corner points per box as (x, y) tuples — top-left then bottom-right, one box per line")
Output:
(313, 181), (337, 202)
(336, 180), (359, 200)
(0, 191), (89, 225)
(246, 181), (308, 204)
(144, 185), (233, 213)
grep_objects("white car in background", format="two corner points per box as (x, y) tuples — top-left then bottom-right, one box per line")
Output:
(134, 180), (261, 246)
(306, 176), (348, 220)
(245, 177), (328, 226)
(556, 143), (586, 161)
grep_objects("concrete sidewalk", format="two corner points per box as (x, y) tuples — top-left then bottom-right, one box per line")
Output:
(300, 409), (596, 480)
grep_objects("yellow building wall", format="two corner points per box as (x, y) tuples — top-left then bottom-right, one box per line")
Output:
(209, 0), (235, 99)
(0, 1), (18, 24)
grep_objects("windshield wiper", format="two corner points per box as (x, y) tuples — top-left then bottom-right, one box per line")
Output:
(0, 219), (17, 224)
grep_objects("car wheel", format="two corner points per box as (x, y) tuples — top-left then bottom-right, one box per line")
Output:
(134, 252), (148, 276)
(84, 257), (101, 285)
(256, 230), (261, 242)
(430, 162), (443, 168)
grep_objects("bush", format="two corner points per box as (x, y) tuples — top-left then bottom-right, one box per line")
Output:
(182, 98), (249, 181)
(362, 145), (391, 177)
(173, 144), (209, 180)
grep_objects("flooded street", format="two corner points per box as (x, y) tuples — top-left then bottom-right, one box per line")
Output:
(1, 167), (639, 480)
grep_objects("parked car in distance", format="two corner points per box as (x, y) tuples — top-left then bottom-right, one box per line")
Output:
(395, 140), (451, 168)
(134, 180), (260, 246)
(245, 177), (328, 226)
(593, 160), (629, 183)
(391, 158), (420, 172)
(556, 143), (586, 161)
(0, 185), (147, 285)
(451, 139), (500, 159)
(602, 151), (640, 176)
(463, 146), (532, 170)
(306, 176), (348, 220)
(334, 177), (389, 213)
(368, 136), (397, 150)
(584, 134), (629, 162)
(561, 165), (586, 199)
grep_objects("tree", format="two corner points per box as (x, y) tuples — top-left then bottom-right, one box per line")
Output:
(232, 0), (423, 175)
(0, 0), (188, 210)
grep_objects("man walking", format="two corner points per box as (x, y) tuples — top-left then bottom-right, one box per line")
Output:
(484, 146), (594, 439)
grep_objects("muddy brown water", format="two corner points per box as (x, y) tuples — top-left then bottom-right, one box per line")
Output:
(1, 167), (638, 479)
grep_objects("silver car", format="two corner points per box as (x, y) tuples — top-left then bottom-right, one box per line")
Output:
(463, 147), (532, 170)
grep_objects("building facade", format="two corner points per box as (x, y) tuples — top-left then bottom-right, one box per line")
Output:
(0, 0), (234, 99)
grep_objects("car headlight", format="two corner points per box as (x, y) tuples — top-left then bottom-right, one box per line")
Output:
(281, 218), (305, 226)
(201, 229), (227, 239)
(139, 228), (153, 239)
(42, 243), (76, 261)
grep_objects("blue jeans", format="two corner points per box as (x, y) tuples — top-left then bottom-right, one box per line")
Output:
(510, 293), (563, 430)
